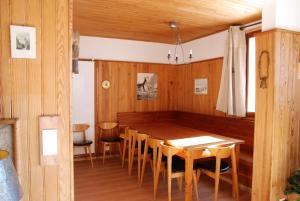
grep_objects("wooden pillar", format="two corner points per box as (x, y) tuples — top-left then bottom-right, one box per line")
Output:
(252, 29), (300, 200)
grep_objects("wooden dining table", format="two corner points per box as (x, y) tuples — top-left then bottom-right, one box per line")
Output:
(132, 122), (244, 201)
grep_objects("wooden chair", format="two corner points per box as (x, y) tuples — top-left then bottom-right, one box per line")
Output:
(154, 143), (199, 201)
(140, 137), (164, 186)
(73, 124), (93, 167)
(128, 131), (149, 184)
(119, 126), (129, 168)
(127, 129), (137, 175)
(196, 144), (239, 201)
(98, 122), (122, 164)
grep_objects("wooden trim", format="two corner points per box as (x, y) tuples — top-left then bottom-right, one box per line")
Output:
(79, 57), (224, 67)
(80, 58), (174, 66)
(0, 118), (19, 170)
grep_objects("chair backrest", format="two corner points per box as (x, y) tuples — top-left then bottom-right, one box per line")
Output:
(148, 137), (163, 150)
(160, 143), (182, 158)
(73, 124), (90, 132)
(99, 122), (118, 130)
(128, 129), (138, 149)
(72, 124), (90, 141)
(136, 133), (148, 142)
(207, 144), (235, 159)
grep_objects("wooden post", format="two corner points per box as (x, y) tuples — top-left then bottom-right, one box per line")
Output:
(252, 29), (300, 201)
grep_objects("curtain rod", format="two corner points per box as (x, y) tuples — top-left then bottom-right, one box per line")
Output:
(240, 21), (262, 30)
(78, 58), (95, 62)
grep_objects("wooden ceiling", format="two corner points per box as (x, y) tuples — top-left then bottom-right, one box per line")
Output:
(73, 0), (262, 44)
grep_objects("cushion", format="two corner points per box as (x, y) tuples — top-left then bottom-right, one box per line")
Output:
(73, 140), (93, 146)
(197, 160), (230, 173)
(101, 137), (121, 142)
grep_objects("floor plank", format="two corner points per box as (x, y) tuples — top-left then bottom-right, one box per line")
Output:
(75, 158), (251, 201)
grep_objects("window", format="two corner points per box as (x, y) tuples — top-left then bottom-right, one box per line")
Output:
(246, 35), (256, 114)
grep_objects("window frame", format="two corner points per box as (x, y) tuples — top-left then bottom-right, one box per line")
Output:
(245, 30), (260, 118)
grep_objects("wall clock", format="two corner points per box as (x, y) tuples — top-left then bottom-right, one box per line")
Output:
(102, 80), (110, 89)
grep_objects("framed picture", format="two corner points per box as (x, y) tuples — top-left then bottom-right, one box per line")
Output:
(194, 78), (208, 95)
(137, 73), (158, 100)
(10, 25), (36, 59)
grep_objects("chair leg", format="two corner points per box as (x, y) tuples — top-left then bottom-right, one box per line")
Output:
(177, 177), (183, 192)
(163, 169), (166, 184)
(128, 137), (132, 175)
(231, 149), (240, 201)
(102, 143), (106, 164)
(154, 148), (162, 199)
(193, 172), (199, 201)
(84, 147), (88, 160)
(196, 169), (201, 182)
(118, 142), (122, 161)
(122, 139), (127, 168)
(129, 140), (136, 176)
(141, 153), (148, 186)
(138, 140), (142, 184)
(88, 146), (94, 168)
(167, 156), (172, 201)
(214, 158), (221, 201)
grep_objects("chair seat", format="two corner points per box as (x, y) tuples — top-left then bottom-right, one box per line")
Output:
(163, 156), (198, 173)
(197, 160), (230, 173)
(101, 136), (121, 143)
(73, 140), (93, 146)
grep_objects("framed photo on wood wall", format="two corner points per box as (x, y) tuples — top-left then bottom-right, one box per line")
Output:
(10, 25), (36, 59)
(194, 78), (208, 95)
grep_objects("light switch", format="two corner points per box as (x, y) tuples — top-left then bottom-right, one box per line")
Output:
(42, 129), (58, 156)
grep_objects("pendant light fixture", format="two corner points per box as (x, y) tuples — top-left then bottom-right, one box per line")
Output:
(167, 21), (192, 64)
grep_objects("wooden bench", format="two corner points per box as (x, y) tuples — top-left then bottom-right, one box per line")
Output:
(117, 111), (254, 187)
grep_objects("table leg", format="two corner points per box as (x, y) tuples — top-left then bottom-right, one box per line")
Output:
(185, 151), (193, 201)
(232, 144), (240, 199)
(235, 144), (240, 171)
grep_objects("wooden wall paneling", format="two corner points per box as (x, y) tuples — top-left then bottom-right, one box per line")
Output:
(251, 31), (275, 201)
(167, 67), (177, 110)
(209, 59), (226, 117)
(27, 0), (44, 200)
(56, 0), (72, 199)
(175, 58), (224, 116)
(251, 30), (300, 201)
(269, 31), (300, 200)
(0, 0), (11, 118)
(175, 65), (185, 111)
(42, 0), (59, 200)
(11, 1), (30, 200)
(0, 0), (72, 200)
(192, 61), (211, 114)
(117, 62), (134, 113)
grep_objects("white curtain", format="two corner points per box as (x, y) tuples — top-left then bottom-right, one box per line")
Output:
(216, 26), (246, 117)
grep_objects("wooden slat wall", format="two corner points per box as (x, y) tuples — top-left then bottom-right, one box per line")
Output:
(95, 60), (178, 122)
(251, 30), (300, 200)
(96, 59), (224, 125)
(0, 0), (73, 201)
(176, 58), (225, 116)
(95, 61), (177, 153)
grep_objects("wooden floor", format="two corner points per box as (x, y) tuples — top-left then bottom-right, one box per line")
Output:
(75, 158), (251, 201)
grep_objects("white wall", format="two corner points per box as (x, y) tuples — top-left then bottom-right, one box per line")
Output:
(182, 31), (227, 62)
(80, 36), (174, 64)
(72, 61), (95, 154)
(79, 31), (228, 64)
(262, 0), (300, 32)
